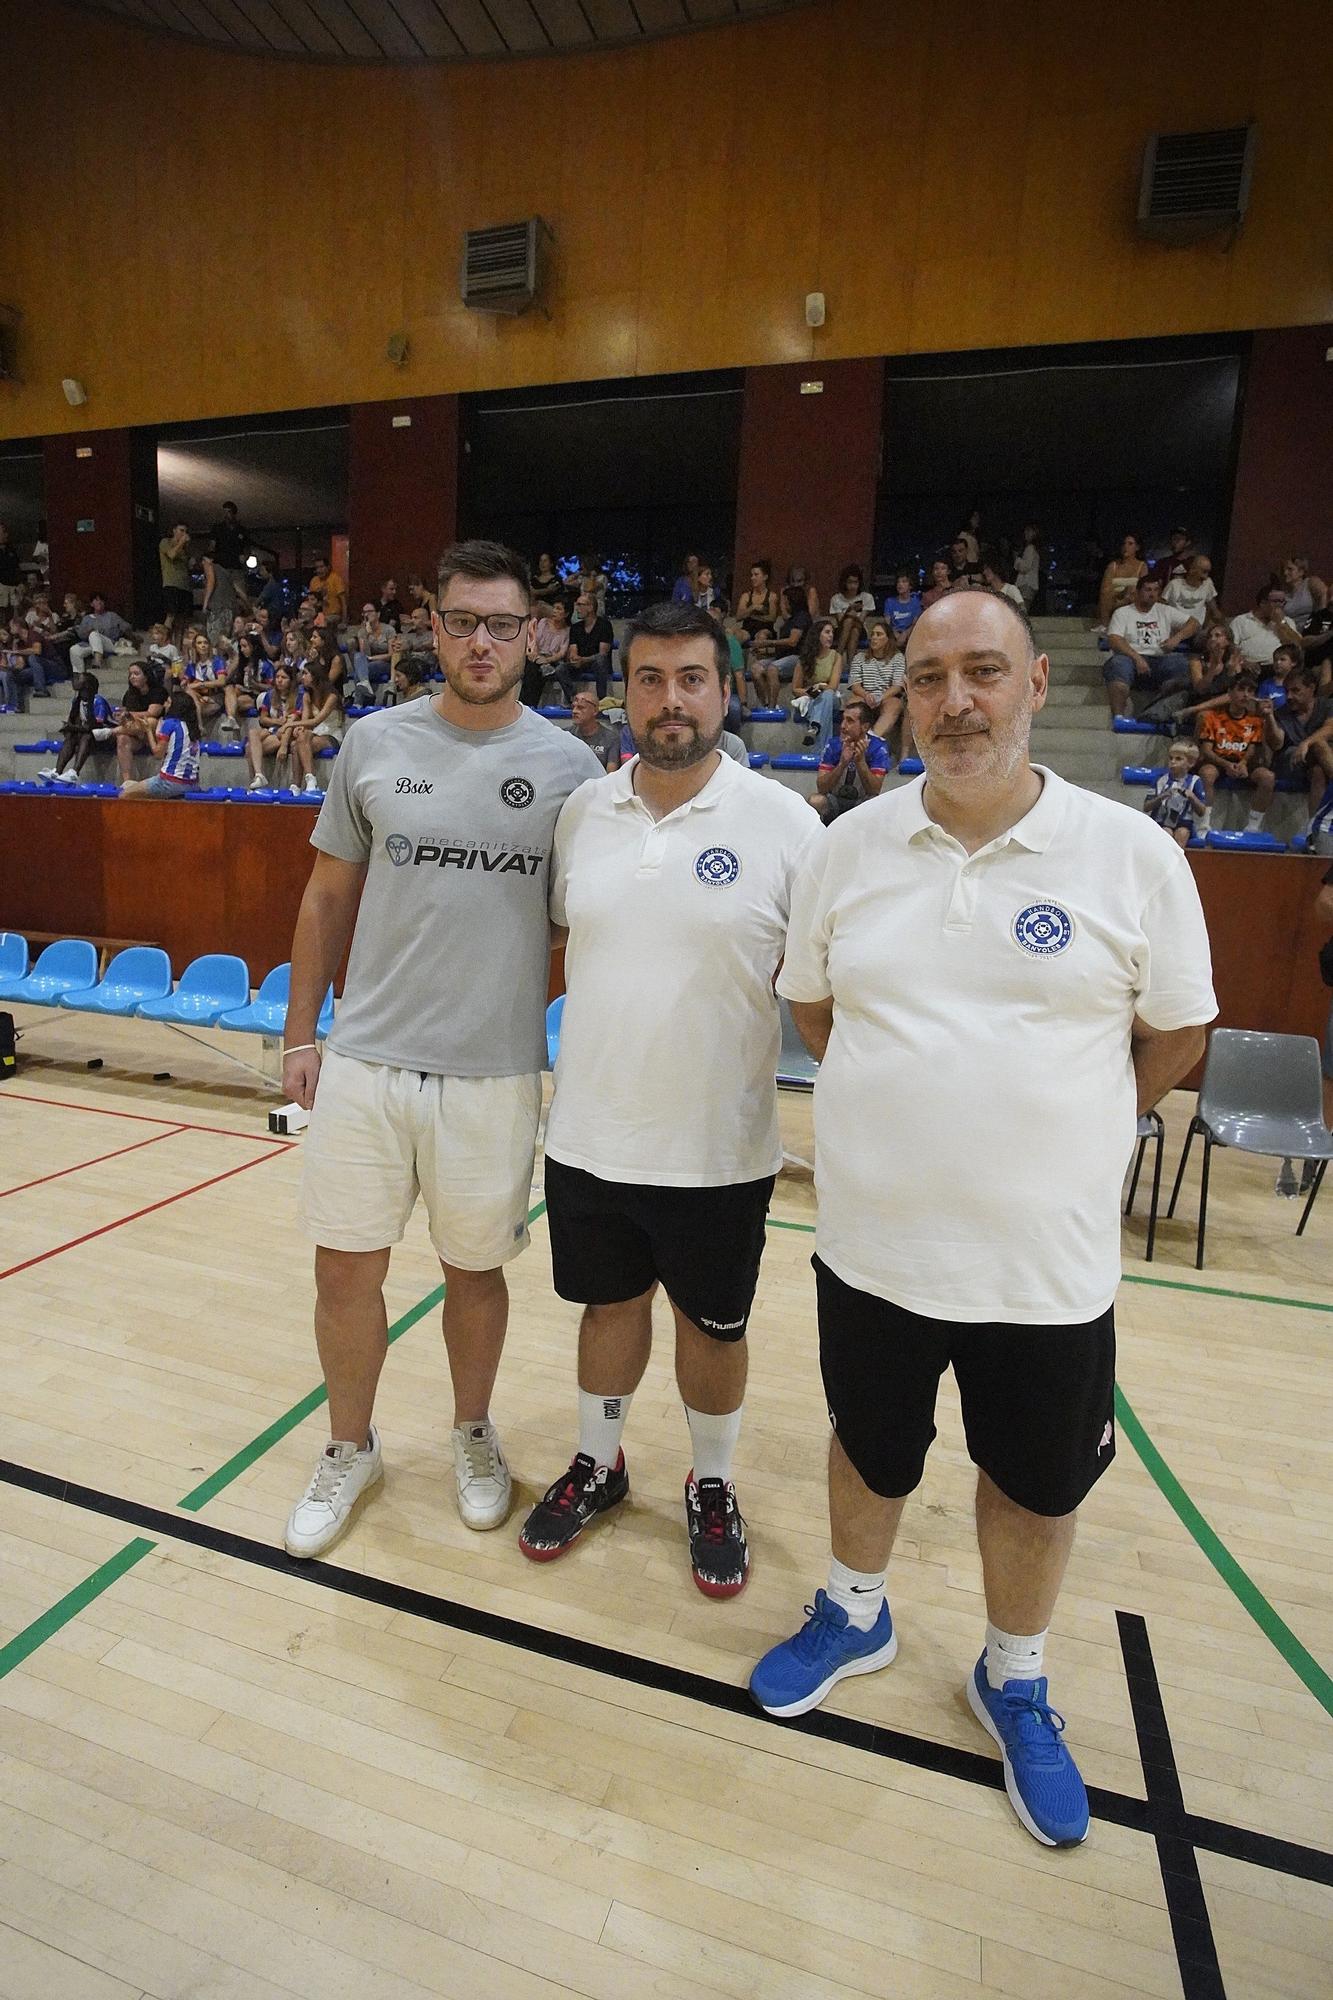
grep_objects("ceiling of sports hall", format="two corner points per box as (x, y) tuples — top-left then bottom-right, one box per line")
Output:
(73, 0), (815, 64)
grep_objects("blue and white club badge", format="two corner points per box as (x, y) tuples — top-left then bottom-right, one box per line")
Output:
(695, 845), (742, 888)
(1012, 901), (1074, 956)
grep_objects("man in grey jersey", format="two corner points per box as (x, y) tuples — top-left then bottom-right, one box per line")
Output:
(280, 540), (602, 1558)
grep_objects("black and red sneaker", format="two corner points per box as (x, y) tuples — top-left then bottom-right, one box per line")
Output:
(518, 1450), (629, 1562)
(685, 1473), (750, 1597)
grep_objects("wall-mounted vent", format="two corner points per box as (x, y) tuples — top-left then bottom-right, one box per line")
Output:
(461, 219), (551, 315)
(1137, 125), (1256, 243)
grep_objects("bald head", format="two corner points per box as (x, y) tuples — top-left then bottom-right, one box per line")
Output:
(904, 585), (1037, 668)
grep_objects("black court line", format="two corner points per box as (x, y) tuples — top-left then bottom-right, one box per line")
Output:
(3, 1456), (1330, 1897)
(1118, 1611), (1227, 2000)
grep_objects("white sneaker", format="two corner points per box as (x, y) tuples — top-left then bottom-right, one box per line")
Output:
(247, 775), (267, 792)
(36, 764), (57, 780)
(289, 783), (301, 796)
(55, 768), (78, 785)
(284, 1427), (382, 1558)
(452, 1421), (512, 1531)
(303, 774), (321, 794)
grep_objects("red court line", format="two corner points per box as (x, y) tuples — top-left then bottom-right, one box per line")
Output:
(0, 1126), (186, 1199)
(0, 1148), (287, 1283)
(1, 1089), (293, 1147)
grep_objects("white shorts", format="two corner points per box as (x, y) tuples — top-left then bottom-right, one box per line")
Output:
(297, 1051), (542, 1269)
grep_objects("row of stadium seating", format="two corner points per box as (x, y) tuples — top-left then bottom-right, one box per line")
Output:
(0, 938), (333, 1035)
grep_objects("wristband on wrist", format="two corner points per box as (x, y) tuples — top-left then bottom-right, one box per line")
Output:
(283, 1043), (320, 1056)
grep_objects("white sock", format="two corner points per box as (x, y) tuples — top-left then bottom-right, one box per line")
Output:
(1246, 809), (1264, 832)
(577, 1388), (632, 1470)
(827, 1555), (885, 1630)
(684, 1404), (742, 1485)
(985, 1622), (1047, 1690)
(1200, 806), (1212, 831)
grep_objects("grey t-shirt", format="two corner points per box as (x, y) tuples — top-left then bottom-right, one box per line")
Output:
(312, 700), (603, 1075)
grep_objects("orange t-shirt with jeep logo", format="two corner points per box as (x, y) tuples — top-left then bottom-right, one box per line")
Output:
(1198, 709), (1263, 760)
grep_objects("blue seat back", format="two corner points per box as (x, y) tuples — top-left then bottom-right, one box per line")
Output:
(545, 994), (565, 1068)
(254, 962), (292, 1005)
(100, 946), (173, 997)
(177, 953), (251, 1003)
(32, 939), (98, 987)
(0, 933), (28, 980)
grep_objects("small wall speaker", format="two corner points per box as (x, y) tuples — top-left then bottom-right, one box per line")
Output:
(805, 293), (826, 329)
(62, 377), (87, 406)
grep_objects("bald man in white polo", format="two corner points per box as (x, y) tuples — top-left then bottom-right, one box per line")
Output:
(751, 587), (1217, 1849)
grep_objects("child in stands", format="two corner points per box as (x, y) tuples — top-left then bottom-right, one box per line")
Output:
(119, 690), (201, 800)
(39, 673), (114, 784)
(1144, 740), (1206, 848)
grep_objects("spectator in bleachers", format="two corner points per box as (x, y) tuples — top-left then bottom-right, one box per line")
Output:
(1098, 534), (1148, 627)
(245, 663), (300, 790)
(954, 509), (983, 565)
(1280, 554), (1328, 638)
(1014, 526), (1043, 612)
(947, 535), (981, 585)
(1151, 526), (1196, 585)
(184, 630), (226, 733)
(921, 558), (954, 609)
(846, 615), (905, 743)
(671, 553), (701, 605)
(308, 557), (345, 622)
(981, 558), (1024, 607)
(223, 630), (273, 731)
(290, 659), (345, 796)
(1144, 740), (1207, 848)
(532, 553), (564, 605)
(1, 613), (48, 704)
(407, 573), (438, 618)
(693, 563), (722, 611)
(528, 596), (573, 704)
(305, 626), (346, 707)
(792, 617), (844, 750)
(375, 656), (429, 708)
(1195, 672), (1280, 832)
(113, 661), (166, 783)
(295, 592), (325, 635)
(736, 561), (780, 662)
(577, 555), (609, 615)
(157, 522), (194, 644)
(201, 550), (244, 647)
(353, 602), (395, 691)
(828, 565), (877, 656)
(883, 568), (923, 637)
(393, 605), (438, 665)
(119, 689), (202, 800)
(69, 592), (133, 678)
(1257, 641), (1300, 711)
(141, 622), (181, 681)
(783, 565), (821, 619)
(1186, 623), (1240, 702)
(567, 590), (614, 698)
(377, 578), (405, 629)
(1230, 582), (1305, 669)
(774, 580), (813, 660)
(209, 500), (250, 578)
(1103, 573), (1198, 719)
(708, 602), (751, 715)
(746, 620), (783, 709)
(40, 673), (115, 784)
(1273, 668), (1333, 822)
(810, 700), (889, 821)
(251, 558), (283, 635)
(0, 524), (22, 614)
(568, 686), (622, 770)
(1164, 553), (1221, 632)
(276, 625), (306, 676)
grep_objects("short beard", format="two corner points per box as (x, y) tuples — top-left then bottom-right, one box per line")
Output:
(441, 655), (525, 707)
(917, 699), (1032, 793)
(635, 714), (724, 771)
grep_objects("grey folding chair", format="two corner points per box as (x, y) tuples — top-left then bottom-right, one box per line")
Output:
(1124, 1109), (1165, 1261)
(1166, 1029), (1333, 1269)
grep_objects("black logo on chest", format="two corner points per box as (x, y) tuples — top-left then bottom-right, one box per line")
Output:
(500, 776), (535, 809)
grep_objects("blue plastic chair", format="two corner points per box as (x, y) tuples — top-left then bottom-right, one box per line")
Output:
(1112, 718), (1160, 736)
(747, 707), (787, 723)
(545, 994), (565, 1069)
(898, 757), (925, 776)
(1121, 766), (1163, 786)
(59, 946), (173, 1017)
(137, 953), (251, 1026)
(771, 753), (820, 771)
(217, 963), (334, 1039)
(0, 938), (98, 1005)
(747, 752), (770, 769)
(0, 933), (28, 983)
(1206, 830), (1287, 853)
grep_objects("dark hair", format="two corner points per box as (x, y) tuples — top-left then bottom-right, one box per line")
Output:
(165, 690), (199, 737)
(393, 657), (425, 687)
(1288, 666), (1318, 693)
(838, 565), (863, 592)
(1272, 643), (1300, 666)
(620, 599), (731, 690)
(895, 567), (915, 584)
(1257, 581), (1284, 604)
(437, 539), (530, 609)
(221, 501), (238, 515)
(843, 701), (873, 726)
(749, 557), (772, 579)
(1121, 532), (1144, 558)
(799, 618), (838, 668)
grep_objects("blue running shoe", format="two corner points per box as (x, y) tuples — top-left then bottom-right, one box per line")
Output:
(966, 1654), (1090, 1846)
(749, 1589), (897, 1718)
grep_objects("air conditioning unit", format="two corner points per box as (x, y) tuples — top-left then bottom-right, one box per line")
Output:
(461, 219), (551, 315)
(1137, 125), (1256, 243)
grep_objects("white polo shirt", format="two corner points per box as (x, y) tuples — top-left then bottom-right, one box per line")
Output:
(547, 753), (822, 1186)
(778, 768), (1217, 1324)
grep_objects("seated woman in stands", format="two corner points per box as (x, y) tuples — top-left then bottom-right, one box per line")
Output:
(791, 617), (845, 751)
(1, 613), (48, 705)
(846, 616), (909, 759)
(289, 659), (345, 797)
(244, 663), (300, 792)
(114, 660), (166, 784)
(39, 673), (115, 785)
(828, 564), (877, 658)
(183, 630), (227, 733)
(1097, 533), (1147, 628)
(222, 630), (273, 731)
(119, 689), (201, 800)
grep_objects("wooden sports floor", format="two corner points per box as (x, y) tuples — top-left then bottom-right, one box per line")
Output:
(1, 1010), (1330, 2000)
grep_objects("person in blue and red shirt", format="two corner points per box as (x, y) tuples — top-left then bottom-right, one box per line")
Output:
(810, 701), (889, 822)
(41, 673), (115, 785)
(119, 691), (202, 800)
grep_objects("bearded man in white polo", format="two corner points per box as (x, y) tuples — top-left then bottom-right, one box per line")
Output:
(751, 587), (1217, 1848)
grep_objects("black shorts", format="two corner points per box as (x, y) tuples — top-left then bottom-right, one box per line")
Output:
(544, 1156), (774, 1340)
(161, 585), (194, 615)
(815, 1256), (1116, 1517)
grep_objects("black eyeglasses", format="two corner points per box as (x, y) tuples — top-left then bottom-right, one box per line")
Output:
(439, 610), (526, 641)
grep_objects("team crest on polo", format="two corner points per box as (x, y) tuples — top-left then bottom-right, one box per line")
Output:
(385, 834), (412, 867)
(1013, 901), (1074, 955)
(499, 776), (535, 809)
(695, 845), (742, 888)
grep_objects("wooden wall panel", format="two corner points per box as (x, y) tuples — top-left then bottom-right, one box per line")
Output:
(4, 0), (1331, 442)
(734, 360), (884, 601)
(1226, 325), (1333, 605)
(347, 396), (460, 609)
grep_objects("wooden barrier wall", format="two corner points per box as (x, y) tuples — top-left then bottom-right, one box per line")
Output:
(1, 801), (1328, 1048)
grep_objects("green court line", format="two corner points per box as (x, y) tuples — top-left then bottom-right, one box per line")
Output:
(767, 1207), (1333, 1715)
(178, 1197), (547, 1512)
(0, 1538), (157, 1683)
